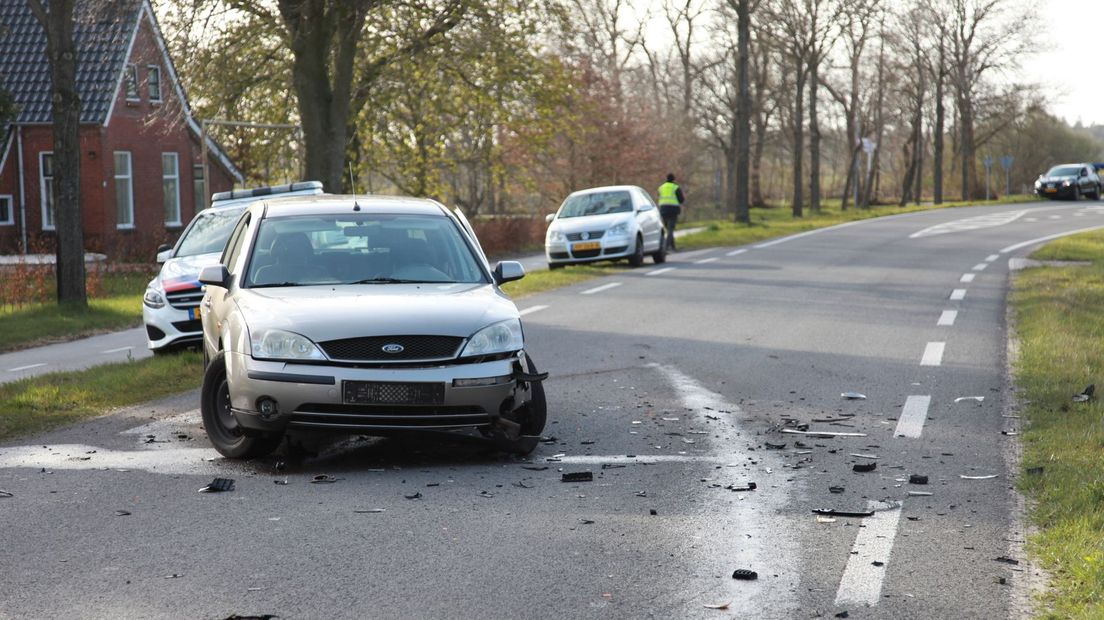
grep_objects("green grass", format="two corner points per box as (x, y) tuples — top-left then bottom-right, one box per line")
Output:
(0, 350), (203, 441)
(1011, 229), (1104, 618)
(501, 264), (626, 298)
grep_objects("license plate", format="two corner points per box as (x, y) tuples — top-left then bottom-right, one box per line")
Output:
(188, 306), (202, 320)
(573, 241), (601, 252)
(342, 381), (445, 405)
(1045, 188), (1057, 193)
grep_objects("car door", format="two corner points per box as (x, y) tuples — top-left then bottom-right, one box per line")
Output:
(202, 210), (251, 354)
(633, 188), (661, 251)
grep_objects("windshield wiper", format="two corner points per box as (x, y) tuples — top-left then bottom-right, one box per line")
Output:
(251, 281), (306, 288)
(350, 277), (439, 284)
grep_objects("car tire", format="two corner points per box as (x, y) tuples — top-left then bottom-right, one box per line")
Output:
(1093, 184), (1102, 200)
(201, 351), (282, 459)
(628, 235), (645, 267)
(651, 232), (667, 264)
(1073, 185), (1081, 201)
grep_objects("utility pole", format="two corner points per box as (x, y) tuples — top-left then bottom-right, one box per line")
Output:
(983, 155), (994, 201)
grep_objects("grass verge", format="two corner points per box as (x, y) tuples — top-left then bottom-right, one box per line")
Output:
(500, 263), (629, 298)
(0, 350), (202, 441)
(1010, 229), (1104, 617)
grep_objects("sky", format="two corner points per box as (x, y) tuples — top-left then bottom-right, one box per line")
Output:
(1018, 0), (1101, 126)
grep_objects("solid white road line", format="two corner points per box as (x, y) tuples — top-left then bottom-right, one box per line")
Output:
(895, 395), (932, 438)
(726, 249), (748, 257)
(1025, 217), (1038, 222)
(921, 342), (945, 366)
(834, 501), (904, 607)
(937, 310), (957, 326)
(580, 282), (622, 295)
(960, 273), (975, 283)
(950, 289), (967, 300)
(646, 267), (676, 276)
(554, 454), (728, 465)
(999, 225), (1104, 254)
(985, 254), (999, 262)
(972, 263), (988, 271)
(519, 305), (549, 317)
(694, 257), (718, 264)
(753, 220), (864, 248)
(7, 363), (46, 372)
(102, 346), (133, 354)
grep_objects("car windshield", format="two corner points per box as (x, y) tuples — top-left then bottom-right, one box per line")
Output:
(175, 208), (244, 258)
(1047, 165), (1081, 177)
(245, 213), (487, 287)
(557, 191), (634, 218)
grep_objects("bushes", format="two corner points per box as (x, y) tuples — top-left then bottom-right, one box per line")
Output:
(469, 215), (547, 257)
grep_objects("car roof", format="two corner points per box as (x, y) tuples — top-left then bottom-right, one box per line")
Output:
(568, 185), (642, 197)
(256, 194), (451, 218)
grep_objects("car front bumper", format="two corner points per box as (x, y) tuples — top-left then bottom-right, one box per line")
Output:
(546, 236), (633, 265)
(224, 350), (535, 434)
(143, 303), (203, 350)
(1037, 185), (1077, 199)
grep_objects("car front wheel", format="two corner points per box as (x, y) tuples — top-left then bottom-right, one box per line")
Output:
(628, 235), (645, 267)
(201, 351), (282, 459)
(1092, 184), (1102, 200)
(651, 231), (667, 264)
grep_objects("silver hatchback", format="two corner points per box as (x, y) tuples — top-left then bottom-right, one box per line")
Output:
(198, 195), (546, 458)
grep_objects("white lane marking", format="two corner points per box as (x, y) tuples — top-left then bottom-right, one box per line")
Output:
(580, 282), (622, 295)
(649, 363), (742, 421)
(834, 501), (904, 607)
(937, 310), (957, 326)
(554, 454), (728, 465)
(895, 395), (932, 438)
(7, 363), (46, 372)
(726, 249), (748, 257)
(646, 267), (676, 276)
(694, 257), (718, 264)
(0, 443), (221, 474)
(518, 305), (549, 317)
(960, 273), (975, 283)
(909, 210), (1027, 239)
(985, 254), (999, 262)
(1049, 215), (1062, 220)
(754, 220), (864, 248)
(999, 225), (1104, 254)
(102, 346), (133, 354)
(972, 263), (988, 271)
(1075, 212), (1086, 217)
(950, 289), (967, 300)
(1025, 217), (1038, 222)
(921, 342), (945, 366)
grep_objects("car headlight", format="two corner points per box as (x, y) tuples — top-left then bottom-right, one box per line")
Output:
(143, 288), (165, 309)
(250, 328), (326, 361)
(607, 222), (630, 236)
(460, 319), (524, 357)
(1063, 180), (1072, 187)
(1034, 180), (1041, 188)
(548, 229), (564, 243)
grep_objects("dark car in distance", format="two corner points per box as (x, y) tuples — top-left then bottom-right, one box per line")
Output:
(1034, 163), (1101, 200)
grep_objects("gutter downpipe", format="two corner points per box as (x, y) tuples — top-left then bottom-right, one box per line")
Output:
(16, 125), (26, 254)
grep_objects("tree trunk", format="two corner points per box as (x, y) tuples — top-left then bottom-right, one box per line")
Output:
(933, 54), (945, 204)
(734, 0), (751, 224)
(861, 31), (886, 209)
(751, 114), (766, 207)
(958, 93), (981, 200)
(792, 65), (806, 218)
(808, 55), (821, 214)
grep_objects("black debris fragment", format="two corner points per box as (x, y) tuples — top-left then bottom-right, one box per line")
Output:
(650, 509), (658, 516)
(521, 465), (548, 471)
(353, 509), (385, 513)
(731, 569), (758, 581)
(764, 442), (786, 450)
(310, 475), (341, 484)
(404, 492), (423, 500)
(163, 573), (184, 579)
(601, 463), (626, 469)
(579, 519), (595, 525)
(872, 561), (884, 567)
(198, 478), (235, 493)
(835, 612), (850, 618)
(828, 486), (845, 494)
(1073, 384), (1095, 402)
(0, 490), (12, 498)
(562, 471), (593, 483)
(993, 556), (1019, 565)
(221, 615), (278, 620)
(114, 510), (131, 516)
(908, 474), (929, 485)
(852, 462), (876, 473)
(1026, 466), (1045, 476)
(812, 508), (875, 518)
(725, 482), (757, 492)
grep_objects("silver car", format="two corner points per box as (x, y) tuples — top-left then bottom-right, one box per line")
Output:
(545, 185), (667, 269)
(197, 195), (546, 458)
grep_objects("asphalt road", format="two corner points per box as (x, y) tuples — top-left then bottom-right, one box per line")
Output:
(1, 201), (1099, 619)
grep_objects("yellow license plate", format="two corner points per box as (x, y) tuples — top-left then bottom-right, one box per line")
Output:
(1045, 188), (1057, 193)
(573, 241), (600, 251)
(189, 306), (202, 320)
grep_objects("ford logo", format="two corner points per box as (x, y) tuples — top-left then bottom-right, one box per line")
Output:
(382, 344), (404, 354)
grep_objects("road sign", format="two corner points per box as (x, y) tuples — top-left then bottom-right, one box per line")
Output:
(983, 155), (993, 170)
(1000, 155), (1014, 170)
(861, 138), (876, 154)
(983, 155), (993, 201)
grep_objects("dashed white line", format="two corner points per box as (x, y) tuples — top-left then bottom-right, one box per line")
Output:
(972, 263), (988, 271)
(1049, 215), (1062, 220)
(726, 249), (748, 257)
(646, 267), (676, 276)
(950, 289), (967, 300)
(999, 225), (1104, 254)
(1075, 212), (1086, 217)
(102, 346), (132, 354)
(580, 282), (622, 295)
(960, 273), (975, 283)
(921, 342), (945, 366)
(7, 363), (46, 372)
(834, 501), (904, 607)
(519, 305), (549, 317)
(694, 257), (718, 264)
(937, 310), (957, 326)
(1025, 217), (1038, 222)
(895, 395), (932, 438)
(985, 254), (999, 262)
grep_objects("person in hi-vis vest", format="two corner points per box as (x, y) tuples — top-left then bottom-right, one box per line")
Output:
(657, 173), (685, 251)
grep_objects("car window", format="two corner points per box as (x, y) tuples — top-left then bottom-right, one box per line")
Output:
(558, 191), (635, 218)
(175, 207), (246, 257)
(245, 213), (488, 287)
(1047, 165), (1081, 177)
(221, 212), (251, 274)
(634, 188), (655, 210)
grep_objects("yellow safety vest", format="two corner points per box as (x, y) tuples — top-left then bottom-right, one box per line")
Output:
(658, 182), (680, 206)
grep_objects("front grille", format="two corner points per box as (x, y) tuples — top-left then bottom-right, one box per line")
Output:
(290, 403), (489, 430)
(166, 287), (203, 310)
(319, 335), (464, 361)
(571, 249), (601, 259)
(604, 246), (628, 255)
(171, 319), (202, 333)
(566, 230), (606, 242)
(550, 252), (569, 259)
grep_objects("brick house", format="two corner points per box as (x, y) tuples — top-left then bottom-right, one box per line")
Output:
(0, 0), (241, 259)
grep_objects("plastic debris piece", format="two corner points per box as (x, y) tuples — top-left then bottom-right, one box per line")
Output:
(828, 486), (845, 494)
(782, 429), (867, 437)
(353, 508), (385, 513)
(812, 508), (875, 518)
(310, 474), (340, 484)
(478, 491), (495, 499)
(850, 453), (878, 459)
(908, 474), (929, 485)
(404, 492), (422, 500)
(601, 463), (626, 469)
(649, 509), (657, 516)
(513, 481), (534, 489)
(841, 392), (867, 400)
(521, 465), (548, 471)
(579, 518), (595, 525)
(703, 602), (731, 610)
(731, 569), (758, 580)
(765, 442), (786, 450)
(115, 510), (131, 516)
(1073, 384), (1095, 402)
(273, 478), (288, 485)
(198, 478), (235, 493)
(816, 515), (837, 523)
(872, 561), (885, 567)
(954, 396), (985, 403)
(1026, 466), (1045, 475)
(726, 482), (757, 492)
(993, 556), (1020, 565)
(960, 474), (998, 480)
(835, 612), (850, 619)
(561, 471), (593, 483)
(907, 491), (933, 497)
(0, 490), (11, 498)
(163, 573), (184, 579)
(1001, 430), (1019, 436)
(635, 491), (647, 497)
(852, 462), (877, 473)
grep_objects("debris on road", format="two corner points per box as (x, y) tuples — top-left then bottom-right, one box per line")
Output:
(274, 478), (288, 485)
(0, 490), (11, 498)
(908, 474), (929, 485)
(521, 465), (548, 471)
(907, 491), (933, 497)
(816, 515), (837, 524)
(513, 481), (534, 489)
(404, 492), (422, 500)
(649, 509), (657, 516)
(601, 463), (626, 470)
(1026, 466), (1045, 476)
(852, 462), (876, 473)
(872, 561), (885, 567)
(1073, 384), (1095, 402)
(198, 478), (235, 493)
(960, 474), (999, 480)
(850, 453), (878, 459)
(731, 569), (758, 580)
(812, 508), (875, 518)
(726, 482), (757, 492)
(163, 573), (184, 579)
(1001, 430), (1019, 436)
(353, 509), (385, 513)
(703, 602), (731, 610)
(561, 471), (593, 483)
(835, 612), (850, 619)
(310, 474), (340, 484)
(954, 396), (985, 403)
(114, 510), (131, 516)
(993, 556), (1020, 565)
(765, 442), (786, 450)
(579, 518), (595, 525)
(782, 429), (867, 438)
(828, 486), (845, 494)
(841, 392), (867, 400)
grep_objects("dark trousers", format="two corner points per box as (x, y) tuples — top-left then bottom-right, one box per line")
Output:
(660, 205), (681, 249)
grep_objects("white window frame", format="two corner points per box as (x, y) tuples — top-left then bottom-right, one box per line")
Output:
(39, 151), (55, 231)
(162, 152), (180, 226)
(147, 65), (162, 102)
(114, 151), (134, 229)
(0, 194), (13, 226)
(193, 164), (206, 212)
(125, 64), (139, 101)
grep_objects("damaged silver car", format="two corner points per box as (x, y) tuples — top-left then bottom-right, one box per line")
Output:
(197, 195), (547, 458)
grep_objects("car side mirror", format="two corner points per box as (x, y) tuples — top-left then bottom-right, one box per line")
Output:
(493, 260), (525, 284)
(198, 264), (231, 288)
(545, 213), (556, 223)
(155, 243), (172, 264)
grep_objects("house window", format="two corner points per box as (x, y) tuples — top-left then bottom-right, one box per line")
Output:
(148, 66), (162, 102)
(193, 165), (206, 211)
(162, 153), (180, 225)
(125, 64), (139, 101)
(40, 152), (55, 230)
(0, 195), (13, 226)
(114, 151), (134, 229)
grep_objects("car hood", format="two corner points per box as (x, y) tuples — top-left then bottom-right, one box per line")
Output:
(551, 213), (633, 234)
(235, 283), (519, 341)
(154, 252), (221, 292)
